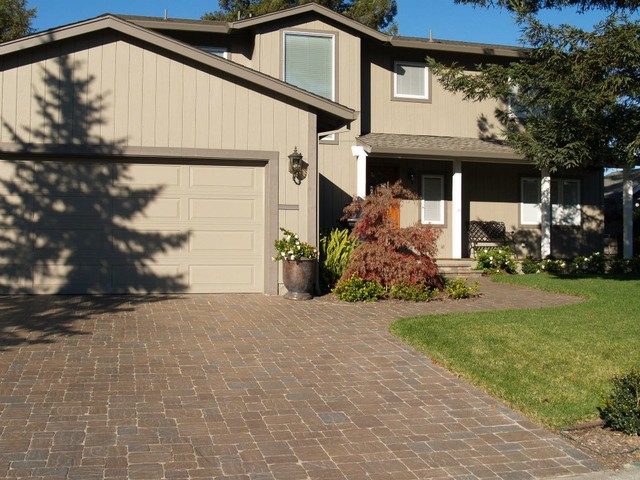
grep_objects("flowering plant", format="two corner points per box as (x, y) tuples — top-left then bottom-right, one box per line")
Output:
(273, 228), (318, 261)
(475, 247), (517, 274)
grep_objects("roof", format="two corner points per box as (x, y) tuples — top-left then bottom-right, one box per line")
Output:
(357, 133), (523, 161)
(115, 14), (230, 33)
(118, 2), (527, 59)
(604, 169), (640, 198)
(0, 15), (356, 131)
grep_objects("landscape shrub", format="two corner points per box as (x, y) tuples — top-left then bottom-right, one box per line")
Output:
(570, 252), (605, 274)
(599, 369), (640, 435)
(319, 228), (359, 290)
(333, 274), (386, 302)
(388, 282), (438, 302)
(607, 257), (633, 274)
(340, 182), (442, 290)
(539, 258), (567, 275)
(475, 247), (517, 274)
(445, 277), (479, 300)
(521, 256), (541, 274)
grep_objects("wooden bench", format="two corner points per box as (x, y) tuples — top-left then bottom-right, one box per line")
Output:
(467, 221), (513, 257)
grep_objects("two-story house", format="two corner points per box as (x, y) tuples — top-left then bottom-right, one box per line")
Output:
(0, 3), (603, 294)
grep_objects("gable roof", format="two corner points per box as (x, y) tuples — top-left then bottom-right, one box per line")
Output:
(119, 2), (527, 59)
(0, 14), (357, 131)
(231, 2), (389, 42)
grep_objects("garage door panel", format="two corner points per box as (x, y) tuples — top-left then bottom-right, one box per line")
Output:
(189, 264), (261, 292)
(0, 160), (33, 195)
(111, 228), (187, 256)
(33, 229), (110, 258)
(189, 230), (260, 254)
(114, 196), (183, 223)
(189, 198), (260, 221)
(33, 264), (110, 292)
(33, 162), (112, 194)
(33, 195), (111, 224)
(112, 264), (183, 293)
(115, 164), (182, 188)
(190, 165), (261, 191)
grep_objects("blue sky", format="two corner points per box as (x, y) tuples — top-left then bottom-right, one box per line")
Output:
(29, 0), (611, 46)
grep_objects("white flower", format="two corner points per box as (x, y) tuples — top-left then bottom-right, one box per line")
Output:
(290, 255), (295, 260)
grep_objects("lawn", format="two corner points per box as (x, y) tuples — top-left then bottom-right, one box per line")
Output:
(389, 274), (640, 429)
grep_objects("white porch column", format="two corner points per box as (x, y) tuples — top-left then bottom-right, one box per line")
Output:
(622, 166), (634, 259)
(452, 159), (463, 259)
(351, 146), (368, 199)
(540, 168), (552, 258)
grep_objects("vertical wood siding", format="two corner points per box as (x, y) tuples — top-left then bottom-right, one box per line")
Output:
(0, 32), (314, 243)
(368, 50), (503, 139)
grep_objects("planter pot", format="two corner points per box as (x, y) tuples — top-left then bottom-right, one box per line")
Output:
(282, 258), (316, 300)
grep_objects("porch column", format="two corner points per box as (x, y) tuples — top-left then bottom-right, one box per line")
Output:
(452, 159), (463, 259)
(623, 166), (634, 259)
(351, 146), (368, 199)
(540, 168), (552, 258)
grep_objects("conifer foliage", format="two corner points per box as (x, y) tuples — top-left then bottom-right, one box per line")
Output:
(340, 182), (442, 289)
(430, 0), (640, 171)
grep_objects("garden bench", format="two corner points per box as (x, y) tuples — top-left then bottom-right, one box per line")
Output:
(467, 221), (513, 257)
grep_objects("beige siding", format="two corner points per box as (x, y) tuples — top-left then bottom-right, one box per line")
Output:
(368, 50), (502, 139)
(244, 18), (363, 227)
(0, 32), (316, 247)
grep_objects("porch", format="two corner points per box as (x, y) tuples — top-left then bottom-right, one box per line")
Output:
(353, 133), (604, 260)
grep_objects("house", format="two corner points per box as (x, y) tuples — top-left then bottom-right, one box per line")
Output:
(0, 3), (604, 294)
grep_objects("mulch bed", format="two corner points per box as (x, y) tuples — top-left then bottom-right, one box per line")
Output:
(560, 421), (640, 470)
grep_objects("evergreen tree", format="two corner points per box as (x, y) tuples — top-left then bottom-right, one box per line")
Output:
(203, 0), (397, 33)
(429, 0), (639, 171)
(0, 0), (36, 43)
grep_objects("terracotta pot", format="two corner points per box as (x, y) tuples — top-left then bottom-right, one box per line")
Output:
(282, 258), (316, 300)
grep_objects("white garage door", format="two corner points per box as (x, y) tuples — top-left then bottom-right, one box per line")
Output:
(0, 159), (265, 294)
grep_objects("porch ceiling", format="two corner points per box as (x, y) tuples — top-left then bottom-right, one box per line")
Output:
(357, 133), (524, 161)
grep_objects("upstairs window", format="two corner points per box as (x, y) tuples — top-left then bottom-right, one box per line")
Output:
(394, 61), (429, 100)
(283, 32), (335, 101)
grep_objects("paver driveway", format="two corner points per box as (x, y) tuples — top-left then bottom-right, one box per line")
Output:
(0, 280), (603, 479)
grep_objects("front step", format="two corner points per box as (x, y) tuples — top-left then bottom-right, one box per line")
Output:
(435, 259), (482, 279)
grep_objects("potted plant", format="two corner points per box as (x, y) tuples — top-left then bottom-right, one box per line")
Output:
(274, 228), (318, 300)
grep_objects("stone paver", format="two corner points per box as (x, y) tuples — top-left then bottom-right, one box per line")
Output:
(0, 279), (603, 479)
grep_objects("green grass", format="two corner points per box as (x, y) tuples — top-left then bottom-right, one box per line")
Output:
(389, 274), (640, 429)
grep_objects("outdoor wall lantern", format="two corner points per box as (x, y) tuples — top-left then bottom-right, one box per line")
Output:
(288, 147), (304, 185)
(408, 169), (416, 183)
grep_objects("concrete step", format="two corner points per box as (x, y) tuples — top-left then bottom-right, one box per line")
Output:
(436, 259), (482, 279)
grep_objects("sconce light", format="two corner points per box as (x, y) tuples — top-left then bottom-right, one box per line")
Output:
(408, 169), (416, 183)
(288, 147), (304, 185)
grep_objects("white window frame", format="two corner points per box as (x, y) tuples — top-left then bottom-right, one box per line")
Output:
(198, 46), (228, 59)
(394, 61), (429, 100)
(421, 175), (445, 225)
(282, 31), (336, 101)
(520, 177), (581, 227)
